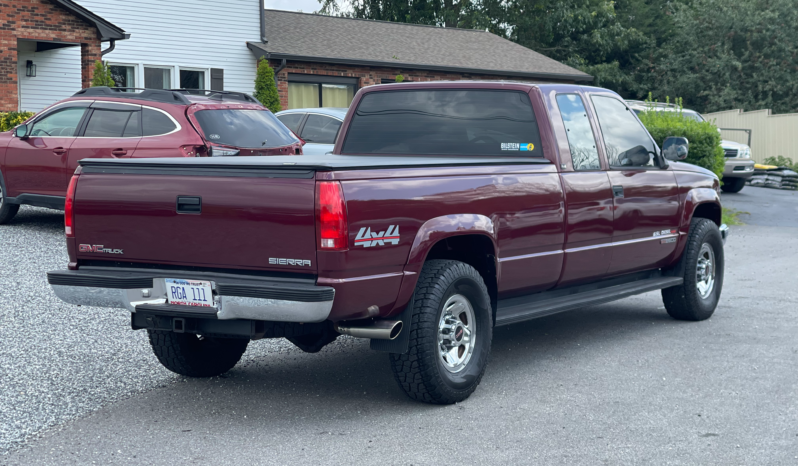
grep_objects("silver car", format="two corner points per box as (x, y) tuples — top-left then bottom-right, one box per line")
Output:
(275, 108), (348, 156)
(626, 101), (755, 193)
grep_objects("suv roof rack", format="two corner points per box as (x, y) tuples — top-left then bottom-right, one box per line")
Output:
(72, 87), (192, 105)
(625, 99), (680, 109)
(168, 89), (260, 104)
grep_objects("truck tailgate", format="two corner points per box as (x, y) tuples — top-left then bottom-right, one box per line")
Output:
(72, 168), (318, 273)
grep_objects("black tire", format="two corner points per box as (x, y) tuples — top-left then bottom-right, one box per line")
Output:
(390, 260), (493, 404)
(0, 184), (19, 225)
(662, 218), (724, 321)
(147, 330), (248, 377)
(721, 177), (745, 193)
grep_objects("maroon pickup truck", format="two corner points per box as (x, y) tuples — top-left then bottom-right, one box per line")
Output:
(47, 82), (728, 404)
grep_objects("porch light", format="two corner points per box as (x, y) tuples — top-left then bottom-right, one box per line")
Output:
(26, 60), (36, 77)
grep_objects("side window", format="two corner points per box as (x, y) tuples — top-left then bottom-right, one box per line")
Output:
(142, 108), (177, 136)
(123, 111), (141, 137)
(301, 115), (342, 145)
(83, 109), (137, 137)
(30, 107), (87, 137)
(591, 96), (657, 168)
(277, 113), (304, 133)
(556, 94), (600, 171)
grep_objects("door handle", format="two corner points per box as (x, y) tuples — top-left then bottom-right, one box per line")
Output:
(176, 196), (201, 214)
(612, 185), (624, 198)
(52, 147), (67, 155)
(111, 149), (128, 157)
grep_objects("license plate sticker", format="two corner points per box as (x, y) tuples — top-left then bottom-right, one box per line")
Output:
(165, 278), (215, 307)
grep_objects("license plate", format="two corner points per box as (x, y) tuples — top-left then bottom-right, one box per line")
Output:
(165, 278), (215, 307)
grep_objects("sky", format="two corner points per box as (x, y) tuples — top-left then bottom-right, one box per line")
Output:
(264, 0), (326, 13)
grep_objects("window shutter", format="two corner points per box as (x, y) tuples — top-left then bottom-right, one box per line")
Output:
(210, 68), (224, 91)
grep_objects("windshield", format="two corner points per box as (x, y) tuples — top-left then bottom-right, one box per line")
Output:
(194, 109), (298, 149)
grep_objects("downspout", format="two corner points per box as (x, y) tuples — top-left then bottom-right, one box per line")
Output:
(274, 58), (287, 88)
(101, 39), (115, 56)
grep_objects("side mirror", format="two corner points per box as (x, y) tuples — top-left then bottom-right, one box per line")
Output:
(662, 136), (689, 161)
(14, 124), (29, 139)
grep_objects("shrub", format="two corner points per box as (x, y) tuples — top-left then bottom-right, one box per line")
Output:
(254, 58), (281, 113)
(762, 155), (797, 170)
(0, 111), (35, 132)
(637, 99), (725, 178)
(90, 61), (116, 87)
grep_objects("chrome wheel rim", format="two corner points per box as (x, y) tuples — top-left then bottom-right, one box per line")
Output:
(0, 185), (4, 208)
(696, 243), (716, 299)
(437, 294), (476, 373)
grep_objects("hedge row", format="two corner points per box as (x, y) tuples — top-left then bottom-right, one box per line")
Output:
(0, 111), (35, 133)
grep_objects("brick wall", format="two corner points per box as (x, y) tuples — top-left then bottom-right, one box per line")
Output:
(0, 0), (101, 111)
(271, 60), (572, 110)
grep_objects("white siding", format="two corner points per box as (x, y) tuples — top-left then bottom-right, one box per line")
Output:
(75, 0), (261, 94)
(17, 41), (82, 112)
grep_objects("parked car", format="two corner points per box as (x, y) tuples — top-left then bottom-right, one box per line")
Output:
(0, 87), (303, 224)
(275, 108), (347, 155)
(48, 82), (728, 404)
(626, 100), (755, 193)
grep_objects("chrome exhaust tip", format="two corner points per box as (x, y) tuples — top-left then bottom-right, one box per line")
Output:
(335, 320), (403, 340)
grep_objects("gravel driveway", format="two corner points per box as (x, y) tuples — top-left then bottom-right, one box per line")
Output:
(2, 201), (797, 464)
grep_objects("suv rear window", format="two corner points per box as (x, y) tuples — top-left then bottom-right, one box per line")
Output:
(194, 109), (298, 149)
(342, 90), (543, 156)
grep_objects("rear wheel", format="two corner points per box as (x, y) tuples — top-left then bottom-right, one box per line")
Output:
(390, 260), (493, 404)
(662, 218), (724, 321)
(721, 177), (746, 193)
(147, 330), (248, 377)
(0, 184), (20, 225)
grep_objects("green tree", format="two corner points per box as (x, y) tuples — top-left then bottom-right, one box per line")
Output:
(90, 60), (115, 87)
(254, 58), (282, 112)
(644, 0), (798, 114)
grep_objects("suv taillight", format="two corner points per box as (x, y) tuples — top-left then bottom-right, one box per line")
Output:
(317, 181), (348, 250)
(65, 173), (79, 237)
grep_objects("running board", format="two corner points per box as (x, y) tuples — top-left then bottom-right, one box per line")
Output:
(495, 275), (683, 327)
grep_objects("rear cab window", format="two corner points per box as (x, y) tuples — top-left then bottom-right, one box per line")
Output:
(342, 89), (543, 156)
(194, 109), (299, 149)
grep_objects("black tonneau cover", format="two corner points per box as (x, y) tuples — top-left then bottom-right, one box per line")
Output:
(78, 154), (550, 174)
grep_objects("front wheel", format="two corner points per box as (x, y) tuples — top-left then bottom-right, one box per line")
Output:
(721, 177), (746, 193)
(0, 184), (20, 225)
(662, 218), (725, 321)
(390, 260), (493, 404)
(147, 330), (248, 377)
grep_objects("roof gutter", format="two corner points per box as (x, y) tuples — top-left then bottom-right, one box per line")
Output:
(246, 43), (593, 83)
(101, 39), (115, 56)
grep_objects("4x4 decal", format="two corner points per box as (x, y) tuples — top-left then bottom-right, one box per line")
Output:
(355, 225), (400, 248)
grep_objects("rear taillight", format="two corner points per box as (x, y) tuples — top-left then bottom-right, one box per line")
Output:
(65, 173), (79, 237)
(317, 181), (348, 250)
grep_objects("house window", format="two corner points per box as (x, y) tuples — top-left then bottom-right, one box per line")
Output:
(144, 66), (172, 89)
(287, 74), (357, 109)
(110, 65), (135, 89)
(180, 69), (206, 90)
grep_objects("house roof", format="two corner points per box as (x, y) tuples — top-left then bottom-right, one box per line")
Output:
(52, 0), (127, 41)
(248, 10), (591, 82)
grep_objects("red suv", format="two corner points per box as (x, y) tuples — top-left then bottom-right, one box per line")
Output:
(0, 87), (303, 224)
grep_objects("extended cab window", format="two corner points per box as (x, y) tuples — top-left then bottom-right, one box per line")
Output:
(556, 94), (600, 171)
(30, 107), (87, 137)
(342, 90), (543, 156)
(194, 109), (298, 148)
(591, 96), (657, 168)
(84, 109), (139, 137)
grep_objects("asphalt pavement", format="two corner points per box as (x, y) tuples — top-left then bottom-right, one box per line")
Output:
(722, 185), (798, 227)
(1, 189), (797, 465)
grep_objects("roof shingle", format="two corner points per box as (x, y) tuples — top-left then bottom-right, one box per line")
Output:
(249, 10), (591, 82)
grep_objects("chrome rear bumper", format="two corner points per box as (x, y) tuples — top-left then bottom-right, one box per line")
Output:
(48, 269), (334, 323)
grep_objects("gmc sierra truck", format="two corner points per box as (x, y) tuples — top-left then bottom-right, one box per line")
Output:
(47, 82), (728, 405)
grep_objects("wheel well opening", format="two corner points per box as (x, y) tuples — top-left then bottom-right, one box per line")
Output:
(425, 235), (498, 321)
(693, 203), (721, 226)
